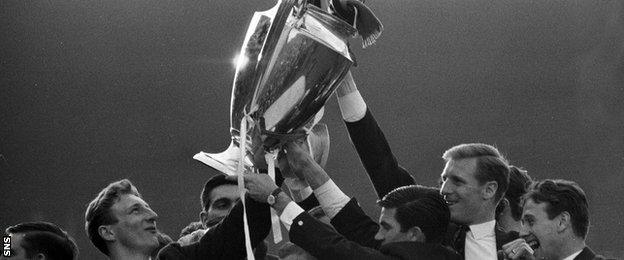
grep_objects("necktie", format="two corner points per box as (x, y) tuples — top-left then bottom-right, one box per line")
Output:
(453, 225), (470, 256)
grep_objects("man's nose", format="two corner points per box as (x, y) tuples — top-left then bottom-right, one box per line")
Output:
(146, 207), (158, 222)
(518, 223), (531, 237)
(439, 182), (452, 195)
(374, 230), (384, 241)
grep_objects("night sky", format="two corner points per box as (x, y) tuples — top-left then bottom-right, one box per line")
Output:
(1, 0), (623, 258)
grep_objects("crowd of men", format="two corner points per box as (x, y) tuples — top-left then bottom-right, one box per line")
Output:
(2, 70), (616, 260)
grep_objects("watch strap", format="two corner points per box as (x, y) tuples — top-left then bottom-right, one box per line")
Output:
(270, 187), (282, 197)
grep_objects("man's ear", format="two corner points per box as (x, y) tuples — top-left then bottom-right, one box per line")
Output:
(483, 181), (498, 200)
(499, 198), (510, 214)
(557, 211), (571, 233)
(407, 226), (426, 242)
(34, 253), (46, 260)
(200, 211), (208, 229)
(98, 225), (115, 242)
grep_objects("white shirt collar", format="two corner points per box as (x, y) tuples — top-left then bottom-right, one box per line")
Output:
(562, 249), (583, 260)
(468, 220), (496, 239)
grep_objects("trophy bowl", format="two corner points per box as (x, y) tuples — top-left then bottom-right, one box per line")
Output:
(195, 0), (356, 175)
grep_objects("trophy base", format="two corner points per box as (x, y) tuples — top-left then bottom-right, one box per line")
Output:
(193, 141), (252, 176)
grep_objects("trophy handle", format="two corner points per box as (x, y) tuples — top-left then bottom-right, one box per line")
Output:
(193, 141), (253, 176)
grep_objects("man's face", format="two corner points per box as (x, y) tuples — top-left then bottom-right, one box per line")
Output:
(203, 184), (239, 227)
(374, 207), (412, 246)
(521, 199), (560, 260)
(440, 158), (487, 224)
(108, 194), (159, 254)
(1, 233), (30, 260)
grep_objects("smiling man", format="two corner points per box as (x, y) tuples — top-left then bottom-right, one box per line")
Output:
(501, 179), (614, 260)
(440, 144), (512, 259)
(336, 72), (516, 259)
(85, 179), (160, 260)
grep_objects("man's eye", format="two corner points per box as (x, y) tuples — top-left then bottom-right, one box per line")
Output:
(214, 202), (229, 209)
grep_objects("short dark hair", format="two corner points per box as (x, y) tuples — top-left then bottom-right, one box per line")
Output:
(6, 221), (78, 260)
(179, 221), (204, 238)
(377, 185), (450, 243)
(442, 143), (510, 202)
(201, 174), (237, 211)
(496, 166), (533, 220)
(524, 179), (589, 238)
(85, 179), (141, 256)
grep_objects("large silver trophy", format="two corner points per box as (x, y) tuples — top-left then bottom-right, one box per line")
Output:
(194, 0), (357, 175)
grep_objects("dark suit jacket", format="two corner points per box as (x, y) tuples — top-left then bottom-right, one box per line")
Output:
(574, 246), (616, 260)
(156, 195), (270, 260)
(289, 198), (461, 260)
(344, 109), (518, 252)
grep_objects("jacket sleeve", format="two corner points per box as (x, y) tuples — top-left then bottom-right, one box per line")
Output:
(330, 198), (381, 249)
(204, 195), (271, 258)
(157, 195), (270, 259)
(344, 108), (415, 198)
(289, 211), (398, 260)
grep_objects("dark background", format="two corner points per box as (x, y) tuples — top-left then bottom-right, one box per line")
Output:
(1, 0), (623, 258)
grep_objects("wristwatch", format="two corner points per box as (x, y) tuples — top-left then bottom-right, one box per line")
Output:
(267, 188), (282, 206)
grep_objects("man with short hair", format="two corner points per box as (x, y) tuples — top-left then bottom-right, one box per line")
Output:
(1, 221), (78, 260)
(336, 72), (516, 259)
(175, 175), (239, 246)
(501, 179), (614, 260)
(199, 174), (239, 228)
(440, 143), (512, 259)
(85, 179), (161, 260)
(174, 174), (276, 259)
(85, 178), (270, 260)
(495, 166), (533, 234)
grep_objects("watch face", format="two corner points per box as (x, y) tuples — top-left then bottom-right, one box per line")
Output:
(267, 195), (275, 205)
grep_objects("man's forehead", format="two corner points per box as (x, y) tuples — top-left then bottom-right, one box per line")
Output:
(209, 184), (239, 201)
(112, 193), (149, 210)
(7, 232), (25, 247)
(8, 232), (25, 240)
(379, 207), (396, 220)
(522, 199), (548, 217)
(442, 158), (477, 177)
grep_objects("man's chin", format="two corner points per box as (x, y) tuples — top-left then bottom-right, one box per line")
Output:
(449, 210), (466, 224)
(148, 234), (161, 247)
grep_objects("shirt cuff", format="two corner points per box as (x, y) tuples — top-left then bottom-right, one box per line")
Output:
(292, 186), (313, 202)
(313, 179), (350, 219)
(283, 178), (313, 202)
(337, 91), (367, 122)
(279, 201), (305, 231)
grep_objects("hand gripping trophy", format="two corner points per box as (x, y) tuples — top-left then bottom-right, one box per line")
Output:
(193, 0), (382, 258)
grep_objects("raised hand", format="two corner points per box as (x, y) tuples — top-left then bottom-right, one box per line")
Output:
(226, 174), (279, 203)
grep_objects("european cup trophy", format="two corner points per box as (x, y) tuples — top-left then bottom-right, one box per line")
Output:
(194, 0), (359, 176)
(193, 0), (381, 257)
